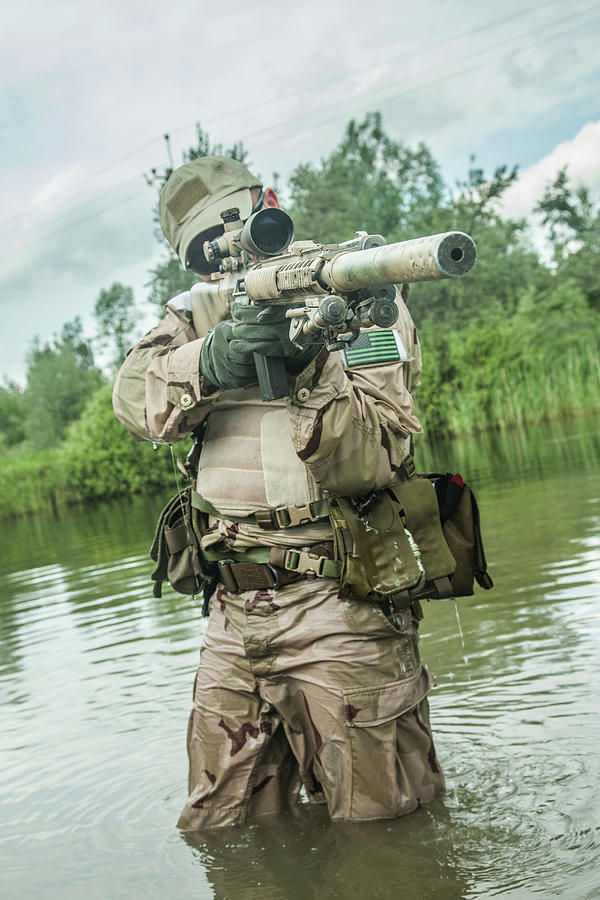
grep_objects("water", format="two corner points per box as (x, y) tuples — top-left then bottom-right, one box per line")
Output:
(1, 419), (599, 899)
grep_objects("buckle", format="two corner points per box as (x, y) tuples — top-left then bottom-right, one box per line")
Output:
(217, 559), (281, 592)
(283, 548), (326, 578)
(265, 564), (281, 590)
(274, 503), (316, 528)
(217, 559), (239, 593)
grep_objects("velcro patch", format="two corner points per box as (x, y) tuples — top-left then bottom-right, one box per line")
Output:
(342, 329), (408, 368)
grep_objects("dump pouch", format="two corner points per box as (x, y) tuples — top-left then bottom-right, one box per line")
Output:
(149, 488), (216, 598)
(388, 479), (457, 584)
(425, 473), (494, 597)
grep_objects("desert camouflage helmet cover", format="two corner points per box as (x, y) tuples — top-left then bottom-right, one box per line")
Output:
(158, 156), (262, 266)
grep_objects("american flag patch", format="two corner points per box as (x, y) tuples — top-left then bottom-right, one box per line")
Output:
(342, 329), (408, 368)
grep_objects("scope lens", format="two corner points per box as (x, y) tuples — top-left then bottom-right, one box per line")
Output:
(248, 209), (294, 256)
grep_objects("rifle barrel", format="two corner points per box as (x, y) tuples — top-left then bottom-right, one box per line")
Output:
(320, 232), (477, 292)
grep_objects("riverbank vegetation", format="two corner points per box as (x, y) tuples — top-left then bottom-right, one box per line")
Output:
(1, 114), (599, 519)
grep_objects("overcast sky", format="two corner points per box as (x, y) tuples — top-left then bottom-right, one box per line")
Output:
(1, 0), (599, 383)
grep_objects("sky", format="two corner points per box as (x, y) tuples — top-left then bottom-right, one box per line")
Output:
(1, 0), (599, 383)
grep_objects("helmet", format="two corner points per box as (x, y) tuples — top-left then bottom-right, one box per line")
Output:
(158, 156), (262, 267)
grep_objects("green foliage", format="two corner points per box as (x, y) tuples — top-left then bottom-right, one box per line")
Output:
(416, 277), (600, 437)
(63, 384), (185, 500)
(0, 386), (189, 518)
(535, 166), (595, 244)
(0, 381), (26, 449)
(0, 448), (68, 519)
(288, 112), (446, 243)
(24, 318), (104, 448)
(93, 282), (138, 369)
(146, 257), (199, 316)
(534, 167), (600, 311)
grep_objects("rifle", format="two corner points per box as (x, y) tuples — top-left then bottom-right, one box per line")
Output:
(190, 207), (477, 401)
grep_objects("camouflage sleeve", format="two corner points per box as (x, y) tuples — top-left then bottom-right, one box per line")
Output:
(286, 309), (423, 496)
(112, 305), (221, 444)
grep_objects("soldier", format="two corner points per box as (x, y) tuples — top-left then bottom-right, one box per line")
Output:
(113, 155), (444, 829)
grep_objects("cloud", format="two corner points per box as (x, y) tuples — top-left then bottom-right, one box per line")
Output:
(501, 120), (600, 220)
(31, 166), (85, 214)
(0, 184), (161, 383)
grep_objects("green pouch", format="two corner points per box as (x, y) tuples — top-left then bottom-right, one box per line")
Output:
(388, 479), (457, 583)
(331, 492), (422, 601)
(149, 489), (216, 598)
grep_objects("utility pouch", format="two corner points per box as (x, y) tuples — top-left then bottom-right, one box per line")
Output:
(425, 473), (494, 597)
(149, 489), (216, 598)
(331, 475), (457, 604)
(330, 473), (491, 604)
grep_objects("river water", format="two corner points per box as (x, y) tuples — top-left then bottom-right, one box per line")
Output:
(1, 419), (599, 899)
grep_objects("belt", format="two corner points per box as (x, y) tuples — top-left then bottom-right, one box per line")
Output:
(216, 543), (341, 593)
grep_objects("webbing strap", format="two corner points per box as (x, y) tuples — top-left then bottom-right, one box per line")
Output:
(191, 489), (330, 530)
(200, 541), (339, 578)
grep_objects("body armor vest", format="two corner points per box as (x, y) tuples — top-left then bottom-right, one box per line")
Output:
(196, 386), (323, 517)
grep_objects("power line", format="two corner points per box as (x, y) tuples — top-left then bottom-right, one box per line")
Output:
(2, 3), (598, 262)
(0, 188), (150, 270)
(163, 0), (575, 147)
(0, 0), (585, 234)
(238, 4), (600, 152)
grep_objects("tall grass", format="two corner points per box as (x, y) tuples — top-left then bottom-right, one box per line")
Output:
(439, 346), (600, 436)
(0, 449), (69, 519)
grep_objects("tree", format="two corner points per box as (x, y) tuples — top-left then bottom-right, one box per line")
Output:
(287, 112), (446, 244)
(534, 167), (600, 310)
(93, 282), (138, 370)
(0, 380), (26, 449)
(63, 384), (178, 499)
(286, 113), (542, 328)
(24, 318), (104, 448)
(146, 258), (199, 316)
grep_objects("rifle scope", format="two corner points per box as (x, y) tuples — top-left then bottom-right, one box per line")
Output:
(204, 208), (295, 262)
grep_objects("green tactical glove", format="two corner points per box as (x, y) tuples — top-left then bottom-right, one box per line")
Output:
(229, 302), (322, 373)
(199, 320), (257, 390)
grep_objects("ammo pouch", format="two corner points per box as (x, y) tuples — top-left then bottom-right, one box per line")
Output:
(330, 474), (492, 604)
(149, 488), (215, 598)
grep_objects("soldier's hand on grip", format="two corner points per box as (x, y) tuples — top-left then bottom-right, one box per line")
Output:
(199, 320), (257, 390)
(230, 302), (321, 374)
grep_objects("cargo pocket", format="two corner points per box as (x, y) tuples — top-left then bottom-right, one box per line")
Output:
(342, 667), (438, 820)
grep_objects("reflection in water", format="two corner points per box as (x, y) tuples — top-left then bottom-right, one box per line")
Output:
(1, 420), (599, 899)
(183, 804), (468, 900)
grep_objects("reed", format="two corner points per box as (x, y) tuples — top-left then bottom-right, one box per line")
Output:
(424, 345), (600, 436)
(0, 450), (69, 519)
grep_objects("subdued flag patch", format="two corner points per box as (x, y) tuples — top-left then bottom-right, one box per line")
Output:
(342, 329), (408, 368)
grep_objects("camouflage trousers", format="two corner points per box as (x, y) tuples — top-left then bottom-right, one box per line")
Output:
(177, 577), (444, 830)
